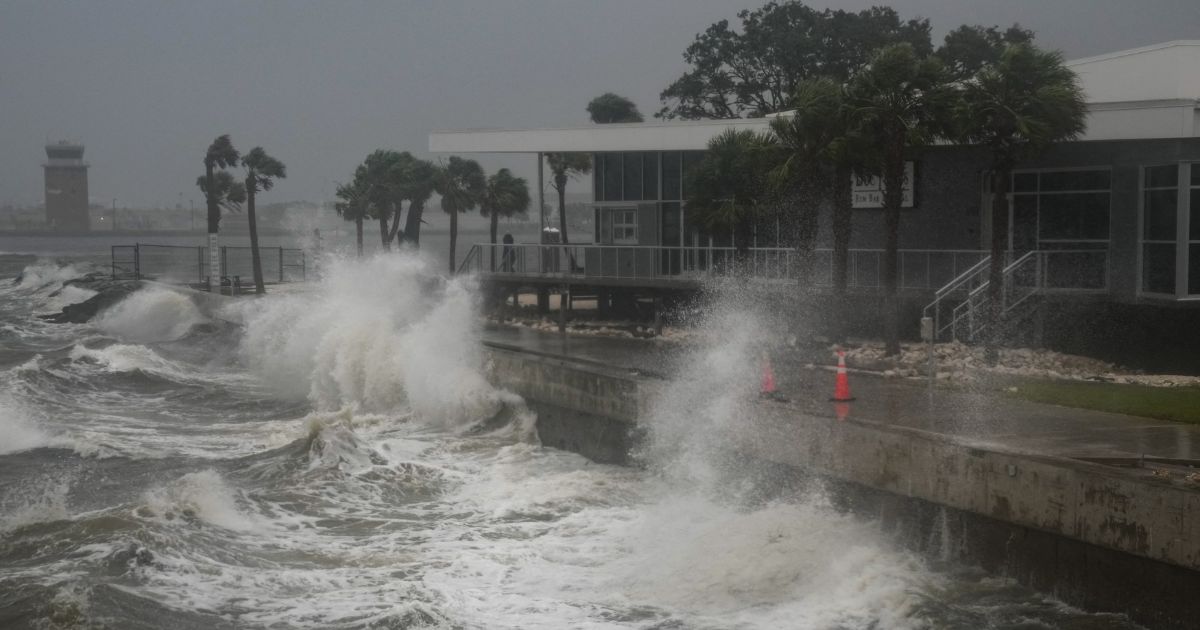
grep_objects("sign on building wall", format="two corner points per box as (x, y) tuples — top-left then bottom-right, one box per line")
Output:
(851, 162), (915, 208)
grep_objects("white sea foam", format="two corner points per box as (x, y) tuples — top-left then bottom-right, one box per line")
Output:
(237, 253), (509, 426)
(0, 390), (53, 456)
(93, 287), (207, 343)
(141, 470), (256, 532)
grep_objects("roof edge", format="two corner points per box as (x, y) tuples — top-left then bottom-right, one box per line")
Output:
(1067, 39), (1200, 66)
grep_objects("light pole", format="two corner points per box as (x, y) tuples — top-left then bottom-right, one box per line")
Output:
(190, 199), (194, 232)
(111, 198), (117, 232)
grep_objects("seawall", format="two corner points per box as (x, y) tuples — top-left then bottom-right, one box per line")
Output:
(482, 343), (1200, 630)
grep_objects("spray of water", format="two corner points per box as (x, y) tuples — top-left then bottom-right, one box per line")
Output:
(236, 252), (521, 428)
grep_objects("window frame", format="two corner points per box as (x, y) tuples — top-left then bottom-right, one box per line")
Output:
(610, 207), (638, 245)
(1137, 163), (1190, 299)
(1010, 166), (1113, 250)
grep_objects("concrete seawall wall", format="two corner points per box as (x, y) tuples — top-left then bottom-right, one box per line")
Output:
(483, 344), (1200, 629)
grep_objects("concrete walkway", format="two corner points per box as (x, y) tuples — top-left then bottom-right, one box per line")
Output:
(482, 324), (1200, 461)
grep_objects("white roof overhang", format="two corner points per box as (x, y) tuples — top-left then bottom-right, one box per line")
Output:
(429, 118), (774, 154)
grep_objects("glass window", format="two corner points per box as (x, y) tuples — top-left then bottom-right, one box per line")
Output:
(612, 208), (637, 244)
(1192, 163), (1200, 187)
(1039, 192), (1110, 241)
(603, 153), (622, 202)
(1144, 189), (1177, 240)
(1191, 191), (1200, 241)
(1039, 170), (1110, 192)
(642, 153), (659, 201)
(681, 152), (704, 199)
(1146, 164), (1179, 189)
(1143, 244), (1176, 294)
(622, 152), (642, 201)
(662, 152), (681, 200)
(592, 154), (604, 201)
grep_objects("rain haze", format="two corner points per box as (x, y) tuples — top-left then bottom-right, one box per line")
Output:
(2, 0), (1199, 212)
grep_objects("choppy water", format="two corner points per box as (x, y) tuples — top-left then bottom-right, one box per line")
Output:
(0, 250), (1143, 629)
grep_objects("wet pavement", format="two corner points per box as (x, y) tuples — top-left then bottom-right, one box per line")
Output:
(482, 324), (1200, 461)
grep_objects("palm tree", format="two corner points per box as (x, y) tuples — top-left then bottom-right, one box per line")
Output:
(359, 150), (405, 251)
(334, 176), (369, 257)
(587, 93), (644, 123)
(544, 153), (591, 243)
(957, 43), (1087, 362)
(433, 156), (486, 275)
(241, 147), (287, 294)
(684, 128), (781, 255)
(481, 168), (531, 271)
(398, 157), (436, 248)
(771, 79), (872, 338)
(846, 43), (956, 355)
(201, 135), (239, 291)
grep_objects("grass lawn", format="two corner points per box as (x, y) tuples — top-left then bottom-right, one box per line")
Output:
(1000, 378), (1200, 425)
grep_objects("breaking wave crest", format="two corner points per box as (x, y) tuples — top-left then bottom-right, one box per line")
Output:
(93, 287), (207, 343)
(237, 254), (512, 426)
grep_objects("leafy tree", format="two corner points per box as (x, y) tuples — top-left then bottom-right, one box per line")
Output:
(334, 177), (369, 257)
(846, 43), (956, 355)
(397, 156), (436, 247)
(481, 168), (531, 271)
(433, 156), (486, 275)
(684, 128), (781, 255)
(200, 135), (240, 291)
(358, 150), (406, 251)
(241, 147), (286, 294)
(658, 2), (931, 119)
(956, 43), (1086, 362)
(587, 93), (644, 123)
(544, 153), (591, 243)
(195, 171), (245, 214)
(937, 24), (1034, 81)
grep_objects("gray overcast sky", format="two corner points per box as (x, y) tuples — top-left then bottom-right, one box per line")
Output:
(3, 0), (1199, 210)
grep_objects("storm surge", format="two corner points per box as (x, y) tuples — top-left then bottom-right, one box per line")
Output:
(0, 255), (1141, 629)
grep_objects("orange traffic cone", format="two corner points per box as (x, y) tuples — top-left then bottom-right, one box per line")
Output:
(830, 349), (855, 402)
(760, 352), (777, 397)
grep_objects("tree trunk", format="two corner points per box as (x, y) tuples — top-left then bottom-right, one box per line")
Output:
(402, 201), (424, 247)
(205, 162), (219, 292)
(734, 215), (752, 262)
(449, 210), (458, 275)
(881, 138), (905, 356)
(246, 179), (266, 295)
(355, 217), (363, 257)
(832, 164), (853, 342)
(555, 176), (569, 244)
(985, 168), (1011, 365)
(387, 203), (404, 246)
(489, 210), (499, 272)
(378, 213), (390, 251)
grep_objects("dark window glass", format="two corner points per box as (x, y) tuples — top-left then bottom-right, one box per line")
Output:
(661, 202), (680, 247)
(642, 153), (659, 201)
(1191, 244), (1200, 294)
(662, 152), (681, 200)
(1192, 163), (1200, 187)
(1013, 195), (1038, 249)
(622, 152), (642, 201)
(1144, 189), (1177, 240)
(681, 152), (705, 199)
(593, 154), (604, 201)
(1145, 164), (1178, 189)
(1039, 170), (1110, 192)
(1013, 173), (1038, 192)
(1143, 243), (1176, 294)
(1191, 191), (1200, 241)
(604, 153), (622, 202)
(1039, 192), (1109, 241)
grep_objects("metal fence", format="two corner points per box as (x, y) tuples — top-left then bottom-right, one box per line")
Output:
(461, 242), (990, 292)
(112, 243), (306, 286)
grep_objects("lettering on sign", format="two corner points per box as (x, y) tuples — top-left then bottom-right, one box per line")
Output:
(851, 162), (915, 208)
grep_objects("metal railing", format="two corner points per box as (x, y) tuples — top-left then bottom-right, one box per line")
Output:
(111, 243), (306, 287)
(460, 242), (988, 292)
(922, 248), (1109, 345)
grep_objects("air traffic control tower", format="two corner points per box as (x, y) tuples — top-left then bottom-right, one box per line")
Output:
(43, 142), (90, 231)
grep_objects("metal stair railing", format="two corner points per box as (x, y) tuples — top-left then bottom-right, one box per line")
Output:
(943, 250), (1039, 342)
(921, 255), (992, 343)
(456, 244), (482, 275)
